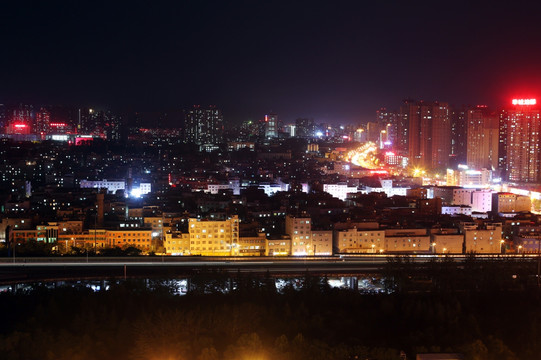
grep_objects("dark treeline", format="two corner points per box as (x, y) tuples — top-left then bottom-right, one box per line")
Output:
(0, 269), (540, 360)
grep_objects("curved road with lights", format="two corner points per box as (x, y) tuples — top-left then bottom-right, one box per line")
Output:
(346, 142), (380, 169)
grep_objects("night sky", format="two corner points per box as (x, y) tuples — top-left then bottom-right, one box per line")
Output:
(2, 1), (541, 125)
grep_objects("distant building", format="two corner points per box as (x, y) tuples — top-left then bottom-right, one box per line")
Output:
(466, 106), (499, 170)
(403, 100), (451, 169)
(441, 205), (472, 216)
(471, 190), (493, 212)
(452, 188), (475, 206)
(363, 179), (409, 197)
(184, 105), (223, 145)
(323, 183), (359, 201)
(492, 192), (531, 213)
(446, 167), (492, 187)
(505, 99), (541, 182)
(80, 179), (125, 193)
(264, 113), (278, 138)
(295, 117), (315, 138)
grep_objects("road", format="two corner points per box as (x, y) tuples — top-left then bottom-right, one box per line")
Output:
(0, 254), (535, 284)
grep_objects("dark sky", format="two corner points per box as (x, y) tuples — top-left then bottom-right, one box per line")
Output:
(2, 0), (541, 125)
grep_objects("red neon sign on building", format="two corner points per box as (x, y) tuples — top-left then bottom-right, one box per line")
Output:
(512, 99), (537, 105)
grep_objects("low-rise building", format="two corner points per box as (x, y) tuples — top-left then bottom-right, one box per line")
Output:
(266, 238), (291, 256)
(384, 228), (430, 253)
(311, 230), (333, 256)
(335, 228), (384, 253)
(492, 192), (531, 213)
(471, 190), (493, 212)
(238, 233), (266, 256)
(323, 183), (359, 201)
(286, 215), (312, 255)
(188, 216), (239, 256)
(441, 205), (472, 216)
(164, 231), (190, 255)
(431, 234), (463, 253)
(461, 222), (502, 253)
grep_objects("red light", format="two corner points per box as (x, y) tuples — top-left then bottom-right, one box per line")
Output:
(14, 124), (27, 128)
(385, 151), (395, 156)
(370, 170), (388, 175)
(50, 123), (67, 127)
(512, 99), (536, 105)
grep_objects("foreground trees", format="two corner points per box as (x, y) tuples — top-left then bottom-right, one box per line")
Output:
(0, 275), (539, 360)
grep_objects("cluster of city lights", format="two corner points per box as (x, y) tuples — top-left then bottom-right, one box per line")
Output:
(346, 142), (380, 169)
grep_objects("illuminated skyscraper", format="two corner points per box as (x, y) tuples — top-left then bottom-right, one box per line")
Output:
(505, 99), (541, 183)
(403, 100), (451, 169)
(35, 107), (51, 134)
(184, 105), (223, 145)
(265, 113), (278, 138)
(397, 99), (414, 155)
(450, 107), (467, 165)
(376, 107), (397, 147)
(466, 106), (498, 170)
(6, 104), (33, 134)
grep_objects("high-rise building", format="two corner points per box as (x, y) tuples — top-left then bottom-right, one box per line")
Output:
(498, 108), (508, 176)
(376, 107), (398, 147)
(265, 113), (278, 138)
(366, 121), (382, 143)
(6, 104), (33, 134)
(295, 117), (315, 138)
(450, 107), (467, 166)
(505, 99), (541, 183)
(35, 107), (51, 134)
(184, 105), (223, 145)
(403, 100), (451, 170)
(466, 105), (499, 170)
(397, 99), (414, 155)
(0, 104), (6, 130)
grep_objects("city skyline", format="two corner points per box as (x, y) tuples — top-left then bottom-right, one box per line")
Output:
(2, 1), (541, 124)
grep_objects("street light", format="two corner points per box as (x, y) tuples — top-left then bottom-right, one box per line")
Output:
(432, 242), (437, 254)
(500, 239), (505, 254)
(518, 245), (523, 254)
(371, 243), (376, 253)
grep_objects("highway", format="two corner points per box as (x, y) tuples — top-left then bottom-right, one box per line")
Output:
(0, 254), (536, 284)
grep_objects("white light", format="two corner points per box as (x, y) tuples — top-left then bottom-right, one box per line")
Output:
(130, 188), (142, 198)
